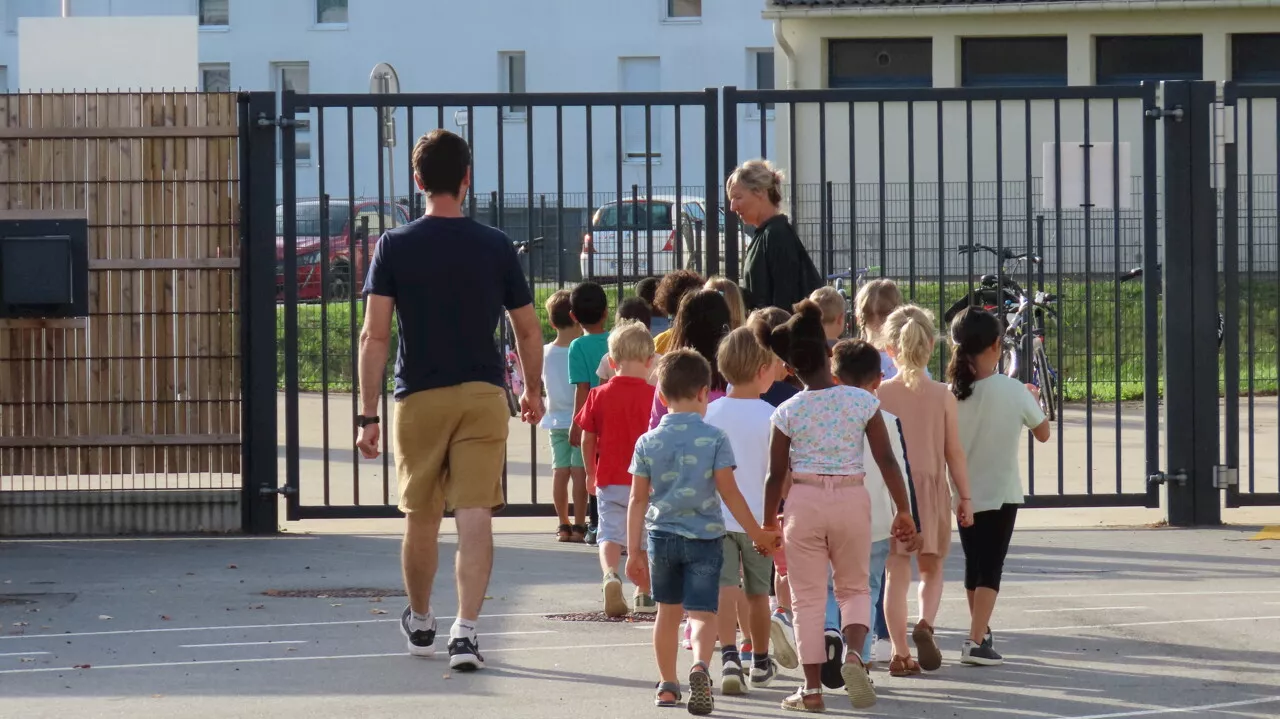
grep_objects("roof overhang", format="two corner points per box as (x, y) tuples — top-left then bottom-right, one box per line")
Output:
(764, 0), (1280, 21)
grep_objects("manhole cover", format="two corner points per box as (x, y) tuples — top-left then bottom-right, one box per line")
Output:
(263, 588), (406, 599)
(545, 612), (656, 623)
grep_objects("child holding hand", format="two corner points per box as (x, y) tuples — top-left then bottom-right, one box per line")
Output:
(761, 301), (918, 713)
(625, 350), (779, 716)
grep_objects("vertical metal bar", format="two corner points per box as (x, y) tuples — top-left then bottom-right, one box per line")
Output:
(705, 88), (722, 280)
(818, 102), (828, 278)
(283, 93), (302, 518)
(586, 107), (595, 280)
(374, 106), (390, 508)
(965, 100), (974, 294)
(995, 100), (1004, 323)
(527, 104), (537, 507)
(615, 104), (624, 299)
(1247, 97), (1256, 493)
(825, 181), (834, 278)
(936, 101), (945, 369)
(1222, 95), (1240, 507)
(1024, 99), (1036, 497)
(345, 109), (360, 504)
(632, 183), (640, 280)
(317, 112), (331, 507)
(1141, 83), (1160, 508)
(788, 101), (798, 224)
(1082, 99), (1093, 495)
(645, 105), (654, 276)
(877, 101), (887, 271)
(556, 105), (565, 288)
(907, 101), (916, 298)
(1113, 97), (1123, 495)
(496, 107), (509, 504)
(759, 99), (768, 159)
(1054, 98), (1064, 495)
(407, 108), (415, 217)
(675, 104), (684, 273)
(849, 100), (858, 281)
(1273, 93), (1279, 496)
(467, 104), (476, 217)
(241, 92), (279, 532)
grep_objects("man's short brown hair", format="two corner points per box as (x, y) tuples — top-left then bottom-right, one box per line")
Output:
(412, 129), (470, 197)
(545, 289), (574, 330)
(656, 349), (712, 402)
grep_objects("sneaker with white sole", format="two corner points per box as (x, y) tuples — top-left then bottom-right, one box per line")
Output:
(821, 629), (845, 689)
(872, 637), (891, 665)
(740, 639), (753, 668)
(633, 589), (657, 614)
(961, 639), (1004, 666)
(602, 572), (628, 618)
(749, 656), (779, 689)
(770, 609), (800, 670)
(720, 656), (747, 695)
(399, 606), (436, 658)
(447, 635), (485, 671)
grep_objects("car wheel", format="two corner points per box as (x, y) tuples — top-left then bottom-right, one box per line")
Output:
(328, 262), (352, 302)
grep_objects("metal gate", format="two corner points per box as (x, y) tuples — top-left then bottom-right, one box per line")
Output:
(271, 89), (720, 520)
(239, 81), (1279, 529)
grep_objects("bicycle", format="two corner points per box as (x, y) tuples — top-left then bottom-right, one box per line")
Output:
(496, 236), (545, 417)
(947, 243), (1061, 421)
(826, 265), (882, 338)
(1119, 264), (1224, 348)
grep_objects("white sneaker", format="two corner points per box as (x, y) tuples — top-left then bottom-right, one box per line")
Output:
(633, 589), (657, 614)
(872, 637), (892, 664)
(769, 610), (800, 670)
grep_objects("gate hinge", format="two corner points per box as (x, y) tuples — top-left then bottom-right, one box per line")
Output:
(1145, 106), (1185, 122)
(1212, 465), (1239, 490)
(260, 484), (299, 496)
(1147, 470), (1188, 486)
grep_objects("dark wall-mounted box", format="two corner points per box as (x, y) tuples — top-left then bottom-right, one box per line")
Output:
(0, 216), (89, 319)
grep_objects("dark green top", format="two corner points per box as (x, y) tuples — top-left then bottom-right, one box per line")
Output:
(740, 214), (823, 311)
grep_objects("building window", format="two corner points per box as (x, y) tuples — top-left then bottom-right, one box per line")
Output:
(316, 0), (347, 25)
(829, 39), (932, 89)
(962, 37), (1067, 87)
(1096, 35), (1202, 86)
(667, 0), (701, 19)
(620, 57), (661, 162)
(199, 0), (228, 26)
(272, 62), (311, 163)
(499, 51), (526, 118)
(1233, 34), (1280, 84)
(747, 49), (775, 117)
(200, 63), (231, 92)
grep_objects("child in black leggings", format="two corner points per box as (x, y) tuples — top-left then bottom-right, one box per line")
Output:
(946, 308), (1051, 666)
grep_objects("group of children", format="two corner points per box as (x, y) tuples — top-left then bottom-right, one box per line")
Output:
(538, 269), (1052, 715)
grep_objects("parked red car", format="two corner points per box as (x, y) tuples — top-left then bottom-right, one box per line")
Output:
(275, 199), (411, 302)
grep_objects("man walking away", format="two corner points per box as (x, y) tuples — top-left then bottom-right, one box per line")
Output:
(355, 129), (545, 672)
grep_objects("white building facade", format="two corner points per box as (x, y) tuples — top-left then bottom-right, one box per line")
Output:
(0, 0), (778, 201)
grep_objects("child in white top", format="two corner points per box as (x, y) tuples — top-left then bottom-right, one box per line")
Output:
(760, 301), (917, 713)
(541, 291), (587, 542)
(947, 308), (1050, 667)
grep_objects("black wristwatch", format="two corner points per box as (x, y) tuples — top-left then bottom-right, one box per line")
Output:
(356, 415), (380, 428)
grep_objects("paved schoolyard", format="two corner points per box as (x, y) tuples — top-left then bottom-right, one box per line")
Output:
(3, 526), (1280, 718)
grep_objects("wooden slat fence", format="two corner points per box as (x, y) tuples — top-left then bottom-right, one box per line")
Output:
(0, 92), (241, 489)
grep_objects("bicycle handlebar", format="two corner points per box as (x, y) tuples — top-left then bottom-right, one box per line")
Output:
(826, 265), (882, 281)
(957, 243), (1042, 265)
(512, 236), (545, 254)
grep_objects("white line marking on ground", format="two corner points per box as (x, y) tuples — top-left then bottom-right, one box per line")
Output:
(0, 651), (50, 657)
(1000, 614), (1280, 634)
(1023, 606), (1146, 613)
(1052, 694), (1280, 719)
(180, 641), (309, 649)
(0, 611), (551, 642)
(0, 641), (652, 675)
(950, 589), (1278, 602)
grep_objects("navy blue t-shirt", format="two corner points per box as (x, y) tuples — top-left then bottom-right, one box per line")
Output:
(363, 216), (533, 400)
(761, 380), (801, 407)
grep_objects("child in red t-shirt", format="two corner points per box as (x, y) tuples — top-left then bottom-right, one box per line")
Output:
(577, 321), (658, 618)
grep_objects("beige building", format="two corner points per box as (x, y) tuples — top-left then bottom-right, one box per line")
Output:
(761, 0), (1280, 275)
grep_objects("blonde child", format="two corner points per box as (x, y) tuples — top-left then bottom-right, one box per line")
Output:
(878, 305), (975, 676)
(948, 308), (1050, 666)
(625, 350), (779, 714)
(541, 290), (587, 542)
(706, 328), (784, 693)
(809, 286), (847, 343)
(854, 278), (907, 380)
(576, 321), (659, 617)
(761, 301), (918, 713)
(597, 297), (659, 384)
(706, 275), (747, 329)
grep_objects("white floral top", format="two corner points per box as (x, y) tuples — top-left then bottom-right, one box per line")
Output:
(772, 385), (880, 476)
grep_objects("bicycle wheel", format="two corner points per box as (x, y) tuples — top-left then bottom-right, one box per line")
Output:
(1034, 342), (1057, 422)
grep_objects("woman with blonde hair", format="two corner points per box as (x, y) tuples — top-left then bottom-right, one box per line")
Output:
(727, 159), (822, 311)
(876, 304), (975, 677)
(706, 276), (747, 329)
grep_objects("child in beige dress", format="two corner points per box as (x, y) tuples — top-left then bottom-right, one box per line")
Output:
(876, 305), (975, 676)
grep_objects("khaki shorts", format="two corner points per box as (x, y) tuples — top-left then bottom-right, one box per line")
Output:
(719, 531), (773, 596)
(394, 382), (509, 515)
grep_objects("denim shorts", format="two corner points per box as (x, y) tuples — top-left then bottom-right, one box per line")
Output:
(648, 531), (724, 613)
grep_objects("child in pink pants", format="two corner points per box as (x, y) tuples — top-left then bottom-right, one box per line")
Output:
(759, 301), (918, 714)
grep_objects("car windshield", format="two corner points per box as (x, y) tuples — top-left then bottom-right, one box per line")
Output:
(593, 201), (673, 230)
(682, 203), (727, 228)
(276, 203), (351, 236)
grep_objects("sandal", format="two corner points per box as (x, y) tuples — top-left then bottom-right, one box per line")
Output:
(687, 663), (714, 716)
(556, 524), (573, 542)
(654, 681), (682, 708)
(889, 654), (922, 677)
(570, 524), (587, 543)
(781, 685), (826, 713)
(912, 620), (943, 671)
(840, 652), (877, 709)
